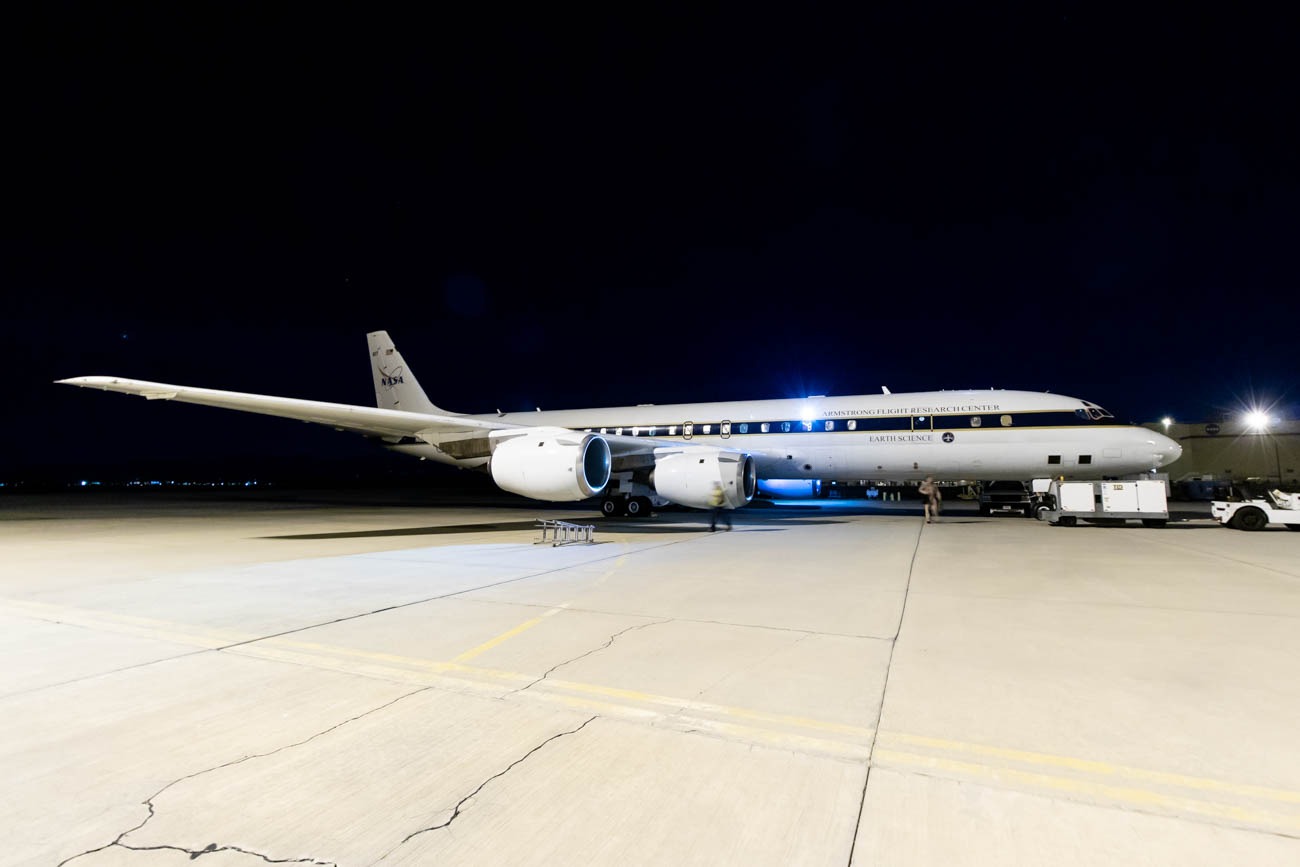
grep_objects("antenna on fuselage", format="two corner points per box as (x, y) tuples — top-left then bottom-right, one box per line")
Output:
(882, 386), (891, 395)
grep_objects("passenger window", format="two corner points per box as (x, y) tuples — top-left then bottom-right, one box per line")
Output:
(847, 420), (857, 431)
(1079, 454), (1092, 464)
(781, 422), (791, 432)
(825, 420), (834, 431)
(802, 420), (813, 432)
(669, 426), (677, 436)
(761, 423), (770, 433)
(738, 423), (748, 434)
(702, 424), (712, 435)
(971, 416), (982, 428)
(1000, 415), (1013, 427)
(1048, 455), (1061, 465)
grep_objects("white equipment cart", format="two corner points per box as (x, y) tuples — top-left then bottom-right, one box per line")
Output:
(1034, 479), (1169, 528)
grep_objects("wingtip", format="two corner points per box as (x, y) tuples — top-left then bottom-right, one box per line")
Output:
(55, 376), (117, 388)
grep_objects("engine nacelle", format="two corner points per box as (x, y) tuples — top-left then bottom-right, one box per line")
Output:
(651, 449), (756, 510)
(489, 428), (611, 502)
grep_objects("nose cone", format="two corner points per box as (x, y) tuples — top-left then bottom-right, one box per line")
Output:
(1153, 431), (1183, 466)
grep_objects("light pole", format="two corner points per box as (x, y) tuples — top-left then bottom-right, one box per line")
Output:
(1245, 410), (1283, 484)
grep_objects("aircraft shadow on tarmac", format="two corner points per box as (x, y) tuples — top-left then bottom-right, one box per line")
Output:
(260, 516), (844, 540)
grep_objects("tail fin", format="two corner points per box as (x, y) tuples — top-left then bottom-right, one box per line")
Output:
(366, 330), (452, 414)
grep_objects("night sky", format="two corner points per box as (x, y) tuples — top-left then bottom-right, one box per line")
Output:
(5, 6), (1298, 483)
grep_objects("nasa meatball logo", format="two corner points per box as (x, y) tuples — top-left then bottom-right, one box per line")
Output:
(942, 432), (955, 443)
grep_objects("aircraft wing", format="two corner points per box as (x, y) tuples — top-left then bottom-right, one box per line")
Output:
(54, 376), (750, 465)
(54, 376), (517, 440)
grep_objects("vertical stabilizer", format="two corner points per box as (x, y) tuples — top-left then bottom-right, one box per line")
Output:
(366, 331), (451, 415)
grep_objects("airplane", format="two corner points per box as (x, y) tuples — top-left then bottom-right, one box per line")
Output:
(57, 330), (1183, 517)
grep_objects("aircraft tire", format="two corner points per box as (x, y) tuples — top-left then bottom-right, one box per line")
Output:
(625, 497), (647, 518)
(601, 497), (623, 518)
(1234, 507), (1268, 531)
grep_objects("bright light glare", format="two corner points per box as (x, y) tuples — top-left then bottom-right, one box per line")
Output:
(1161, 416), (1173, 427)
(1245, 410), (1271, 431)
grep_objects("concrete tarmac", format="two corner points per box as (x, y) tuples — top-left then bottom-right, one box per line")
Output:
(1, 491), (1297, 866)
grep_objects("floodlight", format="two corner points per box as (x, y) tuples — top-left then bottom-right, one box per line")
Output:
(1245, 410), (1270, 431)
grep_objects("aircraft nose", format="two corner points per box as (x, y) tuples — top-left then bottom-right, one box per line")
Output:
(1154, 431), (1183, 466)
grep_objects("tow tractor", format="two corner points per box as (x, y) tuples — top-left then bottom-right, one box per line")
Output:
(1211, 487), (1300, 531)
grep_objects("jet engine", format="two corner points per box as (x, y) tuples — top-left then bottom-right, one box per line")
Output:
(489, 428), (611, 502)
(652, 449), (756, 510)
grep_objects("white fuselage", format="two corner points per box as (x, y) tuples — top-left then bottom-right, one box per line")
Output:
(387, 389), (1182, 482)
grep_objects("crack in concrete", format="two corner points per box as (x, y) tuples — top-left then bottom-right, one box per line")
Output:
(57, 686), (433, 867)
(114, 840), (336, 864)
(379, 715), (599, 860)
(511, 619), (669, 694)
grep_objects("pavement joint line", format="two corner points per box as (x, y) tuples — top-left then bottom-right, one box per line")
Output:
(445, 598), (888, 640)
(885, 589), (1300, 621)
(211, 535), (697, 653)
(849, 517), (925, 865)
(873, 749), (1300, 834)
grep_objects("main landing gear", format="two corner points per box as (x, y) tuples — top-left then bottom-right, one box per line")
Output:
(601, 495), (653, 518)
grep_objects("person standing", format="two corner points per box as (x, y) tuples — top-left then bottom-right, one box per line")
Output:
(919, 476), (941, 524)
(708, 481), (731, 531)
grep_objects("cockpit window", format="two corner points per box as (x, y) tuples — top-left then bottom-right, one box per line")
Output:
(1076, 404), (1115, 421)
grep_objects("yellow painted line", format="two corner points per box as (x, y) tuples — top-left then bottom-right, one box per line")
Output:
(536, 676), (874, 738)
(0, 599), (250, 648)
(16, 596), (1299, 821)
(239, 633), (872, 740)
(248, 637), (527, 684)
(878, 731), (1300, 805)
(451, 605), (568, 663)
(508, 690), (871, 759)
(874, 749), (1300, 831)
